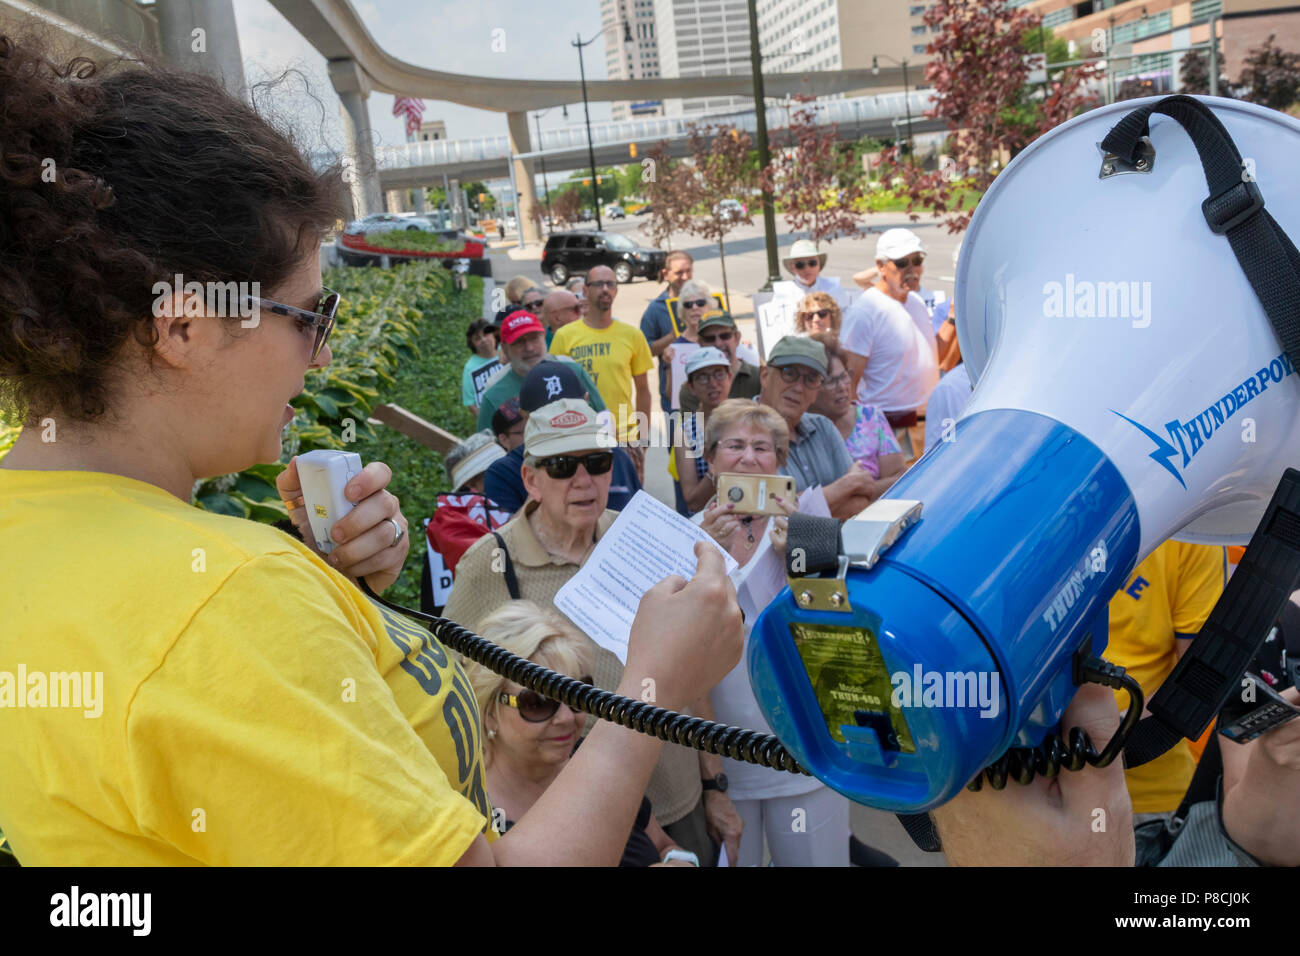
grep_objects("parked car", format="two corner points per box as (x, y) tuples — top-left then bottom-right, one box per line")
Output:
(541, 230), (666, 285)
(713, 198), (747, 222)
(604, 204), (626, 220)
(344, 212), (439, 234)
(634, 203), (654, 216)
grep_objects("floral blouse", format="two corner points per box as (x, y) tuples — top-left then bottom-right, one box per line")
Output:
(844, 403), (901, 478)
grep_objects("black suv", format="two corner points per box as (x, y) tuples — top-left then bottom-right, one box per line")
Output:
(541, 231), (666, 285)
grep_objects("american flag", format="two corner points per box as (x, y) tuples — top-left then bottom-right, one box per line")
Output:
(392, 96), (425, 138)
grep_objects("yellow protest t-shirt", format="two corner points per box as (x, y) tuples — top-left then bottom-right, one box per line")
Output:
(0, 469), (493, 865)
(1105, 539), (1227, 813)
(550, 318), (654, 441)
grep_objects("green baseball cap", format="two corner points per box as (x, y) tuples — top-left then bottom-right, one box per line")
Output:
(698, 311), (737, 333)
(768, 335), (827, 375)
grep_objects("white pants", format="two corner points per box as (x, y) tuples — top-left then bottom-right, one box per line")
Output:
(731, 786), (850, 867)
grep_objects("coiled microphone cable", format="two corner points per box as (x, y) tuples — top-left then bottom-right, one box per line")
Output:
(358, 578), (811, 775)
(360, 583), (1144, 786)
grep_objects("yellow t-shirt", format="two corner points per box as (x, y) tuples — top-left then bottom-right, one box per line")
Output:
(550, 319), (654, 441)
(0, 469), (493, 865)
(1105, 539), (1227, 813)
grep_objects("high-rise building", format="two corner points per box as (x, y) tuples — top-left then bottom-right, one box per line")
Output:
(756, 0), (935, 96)
(1010, 0), (1291, 96)
(416, 119), (447, 142)
(653, 0), (754, 117)
(603, 0), (665, 120)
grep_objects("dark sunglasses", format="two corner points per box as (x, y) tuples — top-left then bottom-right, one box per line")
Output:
(682, 298), (710, 309)
(499, 676), (594, 722)
(890, 253), (925, 269)
(802, 308), (834, 321)
(537, 451), (614, 479)
(522, 299), (545, 311)
(247, 289), (340, 362)
(793, 259), (820, 270)
(700, 329), (735, 343)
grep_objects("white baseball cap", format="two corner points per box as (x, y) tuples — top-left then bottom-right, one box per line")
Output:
(685, 347), (730, 378)
(876, 228), (926, 262)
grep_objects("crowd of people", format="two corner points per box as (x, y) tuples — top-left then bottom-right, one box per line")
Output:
(439, 231), (1296, 867)
(2, 34), (1297, 870)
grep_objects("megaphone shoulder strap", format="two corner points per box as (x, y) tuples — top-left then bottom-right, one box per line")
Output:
(1097, 95), (1300, 770)
(1100, 94), (1300, 376)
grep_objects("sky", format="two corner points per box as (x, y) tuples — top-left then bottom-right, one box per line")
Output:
(232, 0), (614, 163)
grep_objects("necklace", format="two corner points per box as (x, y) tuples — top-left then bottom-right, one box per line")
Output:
(741, 516), (755, 544)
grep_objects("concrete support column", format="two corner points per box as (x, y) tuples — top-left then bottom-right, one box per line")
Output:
(155, 0), (247, 99)
(413, 188), (427, 214)
(506, 110), (541, 245)
(329, 59), (383, 220)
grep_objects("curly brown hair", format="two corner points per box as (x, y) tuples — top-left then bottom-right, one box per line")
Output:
(0, 34), (345, 424)
(794, 292), (842, 335)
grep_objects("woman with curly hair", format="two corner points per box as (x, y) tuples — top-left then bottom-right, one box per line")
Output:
(0, 33), (740, 866)
(793, 292), (842, 337)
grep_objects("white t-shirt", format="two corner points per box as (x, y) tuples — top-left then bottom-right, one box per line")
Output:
(841, 287), (939, 412)
(772, 275), (841, 302)
(923, 363), (973, 452)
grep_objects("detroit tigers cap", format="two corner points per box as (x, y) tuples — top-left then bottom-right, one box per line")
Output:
(519, 360), (586, 413)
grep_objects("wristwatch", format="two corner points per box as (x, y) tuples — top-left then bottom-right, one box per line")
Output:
(661, 848), (700, 867)
(701, 773), (729, 793)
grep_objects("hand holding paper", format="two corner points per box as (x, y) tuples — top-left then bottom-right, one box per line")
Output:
(620, 542), (745, 712)
(554, 491), (739, 666)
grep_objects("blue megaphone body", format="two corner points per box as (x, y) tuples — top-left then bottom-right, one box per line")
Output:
(748, 96), (1300, 813)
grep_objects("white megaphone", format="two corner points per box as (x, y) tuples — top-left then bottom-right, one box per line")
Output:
(957, 95), (1300, 554)
(747, 95), (1300, 812)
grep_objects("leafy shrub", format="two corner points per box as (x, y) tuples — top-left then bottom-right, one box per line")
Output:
(363, 230), (462, 254)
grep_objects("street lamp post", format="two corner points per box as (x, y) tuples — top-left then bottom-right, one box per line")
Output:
(574, 19), (633, 234)
(532, 109), (554, 235)
(1208, 14), (1220, 96)
(873, 55), (913, 157)
(747, 0), (781, 290)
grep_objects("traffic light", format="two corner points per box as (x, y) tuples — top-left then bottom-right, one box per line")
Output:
(629, 143), (638, 158)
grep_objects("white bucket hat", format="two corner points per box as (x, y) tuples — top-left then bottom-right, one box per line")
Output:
(782, 238), (827, 273)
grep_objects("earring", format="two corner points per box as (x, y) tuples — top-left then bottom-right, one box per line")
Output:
(487, 728), (496, 740)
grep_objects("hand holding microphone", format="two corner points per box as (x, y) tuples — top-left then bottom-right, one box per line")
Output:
(278, 450), (411, 594)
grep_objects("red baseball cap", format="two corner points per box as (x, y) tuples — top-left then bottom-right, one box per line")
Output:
(499, 310), (545, 344)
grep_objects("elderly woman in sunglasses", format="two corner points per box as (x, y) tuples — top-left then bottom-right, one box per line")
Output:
(448, 395), (741, 865)
(662, 278), (716, 366)
(466, 602), (697, 866)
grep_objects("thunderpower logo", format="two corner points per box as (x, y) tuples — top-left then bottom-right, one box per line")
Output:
(1113, 350), (1295, 488)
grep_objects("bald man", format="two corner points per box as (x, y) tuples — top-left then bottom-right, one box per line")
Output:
(540, 290), (583, 349)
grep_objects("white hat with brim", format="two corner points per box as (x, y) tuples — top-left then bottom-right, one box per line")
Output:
(524, 398), (618, 458)
(782, 238), (827, 273)
(450, 440), (506, 491)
